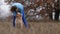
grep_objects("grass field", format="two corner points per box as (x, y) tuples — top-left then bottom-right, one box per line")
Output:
(0, 20), (60, 34)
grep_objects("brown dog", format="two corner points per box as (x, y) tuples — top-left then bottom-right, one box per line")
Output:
(16, 12), (24, 29)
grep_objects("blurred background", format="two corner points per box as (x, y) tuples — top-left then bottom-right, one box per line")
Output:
(0, 0), (60, 34)
(0, 0), (60, 21)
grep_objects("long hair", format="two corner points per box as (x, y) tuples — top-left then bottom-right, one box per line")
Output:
(10, 6), (17, 12)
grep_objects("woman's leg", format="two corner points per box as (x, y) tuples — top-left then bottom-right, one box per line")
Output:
(13, 16), (16, 27)
(22, 15), (28, 28)
(13, 12), (17, 27)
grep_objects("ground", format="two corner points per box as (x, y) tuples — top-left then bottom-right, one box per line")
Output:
(0, 20), (60, 34)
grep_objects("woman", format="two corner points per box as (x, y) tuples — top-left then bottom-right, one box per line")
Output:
(10, 2), (28, 28)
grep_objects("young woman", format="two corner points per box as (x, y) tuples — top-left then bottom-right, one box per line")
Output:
(10, 2), (28, 28)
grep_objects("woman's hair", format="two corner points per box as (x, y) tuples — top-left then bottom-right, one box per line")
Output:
(10, 6), (17, 12)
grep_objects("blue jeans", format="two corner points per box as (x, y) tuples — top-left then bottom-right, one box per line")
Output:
(22, 14), (28, 28)
(13, 11), (17, 27)
(13, 16), (16, 27)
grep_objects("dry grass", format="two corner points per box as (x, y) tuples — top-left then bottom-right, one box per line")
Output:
(0, 20), (60, 34)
